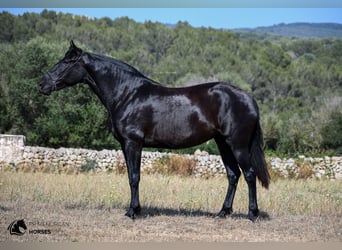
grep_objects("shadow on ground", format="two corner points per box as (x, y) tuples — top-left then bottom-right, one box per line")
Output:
(139, 206), (271, 221)
(230, 211), (271, 221)
(63, 202), (271, 221)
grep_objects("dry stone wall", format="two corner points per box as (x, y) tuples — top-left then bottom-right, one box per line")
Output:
(1, 134), (341, 179)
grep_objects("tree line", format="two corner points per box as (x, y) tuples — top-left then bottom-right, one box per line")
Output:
(0, 10), (341, 155)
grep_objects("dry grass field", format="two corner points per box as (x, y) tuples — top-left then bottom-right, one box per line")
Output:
(0, 171), (341, 242)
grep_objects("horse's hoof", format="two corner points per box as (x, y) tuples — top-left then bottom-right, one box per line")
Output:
(134, 205), (142, 215)
(216, 211), (226, 218)
(216, 208), (232, 218)
(248, 209), (259, 222)
(125, 206), (141, 220)
(125, 211), (135, 220)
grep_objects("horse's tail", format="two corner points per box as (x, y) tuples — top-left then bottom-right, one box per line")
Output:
(250, 118), (270, 189)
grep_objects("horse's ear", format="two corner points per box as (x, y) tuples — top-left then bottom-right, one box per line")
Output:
(69, 40), (82, 54)
(70, 40), (77, 49)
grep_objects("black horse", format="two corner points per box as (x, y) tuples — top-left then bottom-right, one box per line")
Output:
(39, 41), (270, 221)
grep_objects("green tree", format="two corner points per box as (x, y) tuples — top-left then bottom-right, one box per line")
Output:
(321, 111), (342, 155)
(0, 11), (14, 42)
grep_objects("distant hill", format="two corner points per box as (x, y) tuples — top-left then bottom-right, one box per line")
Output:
(236, 23), (342, 38)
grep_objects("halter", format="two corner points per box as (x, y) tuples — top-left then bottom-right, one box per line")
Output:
(48, 51), (84, 91)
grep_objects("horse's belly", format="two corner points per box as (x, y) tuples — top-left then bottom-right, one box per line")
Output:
(144, 115), (216, 149)
(144, 133), (213, 149)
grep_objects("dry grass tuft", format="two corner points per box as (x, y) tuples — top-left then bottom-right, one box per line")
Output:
(297, 162), (315, 180)
(114, 155), (127, 175)
(266, 160), (315, 181)
(267, 167), (284, 182)
(150, 155), (197, 177)
(166, 155), (197, 177)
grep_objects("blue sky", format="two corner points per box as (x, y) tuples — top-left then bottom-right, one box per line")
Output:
(2, 8), (342, 29)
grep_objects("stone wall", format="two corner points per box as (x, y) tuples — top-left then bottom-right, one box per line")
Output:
(1, 134), (341, 179)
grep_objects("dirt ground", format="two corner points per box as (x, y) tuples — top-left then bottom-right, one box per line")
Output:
(1, 200), (341, 242)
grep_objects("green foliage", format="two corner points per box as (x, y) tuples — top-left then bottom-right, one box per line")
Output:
(0, 10), (341, 155)
(30, 85), (116, 149)
(80, 159), (98, 173)
(321, 112), (342, 155)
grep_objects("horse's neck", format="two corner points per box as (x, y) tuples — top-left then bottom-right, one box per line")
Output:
(84, 53), (146, 110)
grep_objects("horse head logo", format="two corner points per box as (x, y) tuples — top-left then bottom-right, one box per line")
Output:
(8, 219), (27, 236)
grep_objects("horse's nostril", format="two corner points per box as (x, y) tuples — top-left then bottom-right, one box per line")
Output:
(39, 76), (48, 87)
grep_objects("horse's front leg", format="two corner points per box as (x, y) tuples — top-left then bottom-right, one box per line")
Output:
(122, 140), (142, 219)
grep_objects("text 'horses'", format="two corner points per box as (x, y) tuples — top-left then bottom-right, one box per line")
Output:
(39, 41), (270, 221)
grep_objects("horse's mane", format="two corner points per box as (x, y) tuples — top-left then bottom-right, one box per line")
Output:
(91, 53), (146, 78)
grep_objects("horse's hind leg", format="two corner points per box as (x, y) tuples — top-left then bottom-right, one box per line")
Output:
(215, 136), (241, 218)
(232, 147), (259, 221)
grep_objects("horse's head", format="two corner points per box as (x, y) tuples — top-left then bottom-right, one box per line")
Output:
(17, 219), (27, 231)
(39, 40), (86, 95)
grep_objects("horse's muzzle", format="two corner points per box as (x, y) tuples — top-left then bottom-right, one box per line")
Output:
(38, 77), (52, 96)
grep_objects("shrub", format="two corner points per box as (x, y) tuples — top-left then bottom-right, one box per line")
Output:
(80, 159), (98, 173)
